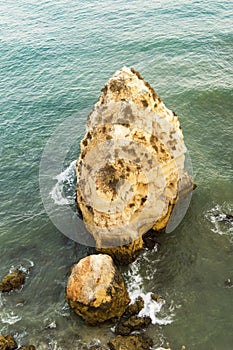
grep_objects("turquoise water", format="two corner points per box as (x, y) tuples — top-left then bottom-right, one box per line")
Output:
(0, 0), (233, 349)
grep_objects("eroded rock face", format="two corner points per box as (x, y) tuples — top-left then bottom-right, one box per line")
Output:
(77, 67), (193, 261)
(0, 269), (26, 293)
(66, 254), (130, 324)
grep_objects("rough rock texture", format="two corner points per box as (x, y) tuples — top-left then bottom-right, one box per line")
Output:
(115, 315), (151, 336)
(0, 334), (17, 350)
(18, 347), (36, 350)
(124, 295), (144, 317)
(0, 269), (26, 293)
(66, 254), (130, 324)
(97, 236), (143, 265)
(108, 334), (153, 350)
(77, 67), (193, 262)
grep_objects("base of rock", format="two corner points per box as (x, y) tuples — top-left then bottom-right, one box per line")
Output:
(97, 236), (143, 265)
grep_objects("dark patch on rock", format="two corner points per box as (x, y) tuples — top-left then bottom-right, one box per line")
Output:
(109, 334), (153, 350)
(0, 269), (26, 293)
(142, 230), (159, 250)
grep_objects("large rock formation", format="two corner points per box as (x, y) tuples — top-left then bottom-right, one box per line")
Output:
(76, 67), (193, 262)
(66, 254), (130, 324)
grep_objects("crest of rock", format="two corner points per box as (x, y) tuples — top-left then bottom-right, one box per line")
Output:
(66, 254), (130, 324)
(77, 67), (193, 262)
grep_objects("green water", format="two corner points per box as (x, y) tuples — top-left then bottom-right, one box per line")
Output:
(0, 0), (232, 349)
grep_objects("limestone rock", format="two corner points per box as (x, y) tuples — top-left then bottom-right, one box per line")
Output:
(0, 269), (26, 293)
(0, 334), (17, 350)
(108, 334), (153, 350)
(76, 67), (193, 261)
(66, 254), (130, 324)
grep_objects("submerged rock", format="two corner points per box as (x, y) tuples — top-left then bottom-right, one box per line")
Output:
(0, 269), (26, 293)
(66, 254), (130, 324)
(0, 334), (17, 350)
(77, 67), (193, 263)
(108, 334), (153, 350)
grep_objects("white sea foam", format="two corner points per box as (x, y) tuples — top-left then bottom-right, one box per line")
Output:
(50, 160), (77, 205)
(47, 340), (63, 350)
(1, 310), (22, 325)
(123, 249), (174, 325)
(206, 203), (233, 241)
(9, 258), (34, 274)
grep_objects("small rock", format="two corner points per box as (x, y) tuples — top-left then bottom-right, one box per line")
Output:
(225, 214), (233, 222)
(124, 296), (144, 317)
(224, 278), (232, 287)
(0, 269), (26, 293)
(66, 254), (130, 324)
(151, 293), (163, 303)
(108, 334), (153, 350)
(0, 334), (17, 350)
(115, 315), (151, 336)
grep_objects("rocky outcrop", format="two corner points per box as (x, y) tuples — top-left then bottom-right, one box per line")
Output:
(115, 315), (151, 336)
(66, 254), (130, 324)
(108, 334), (153, 350)
(124, 295), (144, 317)
(76, 67), (193, 263)
(0, 334), (35, 350)
(0, 334), (17, 350)
(0, 269), (26, 293)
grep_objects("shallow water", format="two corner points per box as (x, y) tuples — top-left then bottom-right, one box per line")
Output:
(0, 0), (233, 349)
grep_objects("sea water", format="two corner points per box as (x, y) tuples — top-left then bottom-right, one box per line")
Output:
(0, 1), (232, 349)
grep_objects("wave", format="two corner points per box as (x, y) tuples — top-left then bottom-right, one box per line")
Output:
(123, 248), (175, 325)
(50, 160), (77, 206)
(0, 310), (22, 325)
(205, 203), (233, 241)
